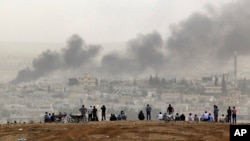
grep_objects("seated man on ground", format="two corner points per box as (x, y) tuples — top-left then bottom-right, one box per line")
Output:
(175, 113), (181, 121)
(138, 110), (145, 120)
(180, 113), (186, 121)
(194, 114), (199, 122)
(208, 113), (213, 122)
(44, 112), (50, 123)
(110, 114), (117, 121)
(188, 113), (193, 121)
(203, 111), (210, 121)
(157, 112), (163, 120)
(219, 114), (226, 123)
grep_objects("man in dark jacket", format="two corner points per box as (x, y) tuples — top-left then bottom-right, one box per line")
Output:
(138, 110), (145, 120)
(101, 105), (106, 121)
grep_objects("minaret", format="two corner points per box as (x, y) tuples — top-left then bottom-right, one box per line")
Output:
(234, 51), (237, 84)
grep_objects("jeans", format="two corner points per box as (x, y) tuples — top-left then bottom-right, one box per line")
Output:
(232, 114), (236, 124)
(146, 112), (151, 120)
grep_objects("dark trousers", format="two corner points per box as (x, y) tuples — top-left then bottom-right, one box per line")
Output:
(102, 113), (106, 121)
(214, 115), (218, 122)
(232, 114), (236, 124)
(93, 113), (98, 121)
(228, 115), (231, 123)
(88, 114), (92, 121)
(146, 112), (151, 120)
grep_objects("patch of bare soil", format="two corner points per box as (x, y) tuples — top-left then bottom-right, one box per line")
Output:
(0, 121), (232, 141)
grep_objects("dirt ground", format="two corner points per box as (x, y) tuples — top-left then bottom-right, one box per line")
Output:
(0, 120), (233, 141)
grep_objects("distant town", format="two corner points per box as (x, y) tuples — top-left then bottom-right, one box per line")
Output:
(0, 52), (249, 123)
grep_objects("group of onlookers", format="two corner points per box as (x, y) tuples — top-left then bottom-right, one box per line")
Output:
(44, 112), (67, 123)
(137, 104), (237, 124)
(79, 105), (106, 122)
(43, 103), (237, 124)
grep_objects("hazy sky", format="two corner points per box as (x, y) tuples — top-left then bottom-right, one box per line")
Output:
(0, 0), (231, 44)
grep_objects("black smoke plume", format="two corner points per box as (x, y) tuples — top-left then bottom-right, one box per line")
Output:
(166, 0), (250, 67)
(12, 34), (101, 84)
(101, 31), (165, 74)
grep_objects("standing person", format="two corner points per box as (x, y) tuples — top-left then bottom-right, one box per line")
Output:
(101, 105), (106, 121)
(232, 106), (237, 124)
(167, 104), (174, 115)
(227, 106), (232, 123)
(92, 106), (98, 121)
(213, 105), (219, 122)
(88, 106), (93, 121)
(145, 104), (152, 120)
(79, 105), (87, 122)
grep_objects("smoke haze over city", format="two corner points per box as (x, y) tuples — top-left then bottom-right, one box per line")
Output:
(6, 0), (250, 83)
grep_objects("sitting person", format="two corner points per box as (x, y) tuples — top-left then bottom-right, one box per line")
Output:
(50, 113), (55, 122)
(44, 112), (49, 123)
(157, 112), (163, 120)
(194, 114), (199, 122)
(219, 114), (226, 123)
(163, 113), (167, 121)
(175, 113), (181, 121)
(188, 113), (193, 121)
(138, 110), (145, 120)
(180, 113), (186, 121)
(208, 113), (213, 122)
(120, 111), (127, 120)
(203, 111), (210, 121)
(110, 114), (117, 121)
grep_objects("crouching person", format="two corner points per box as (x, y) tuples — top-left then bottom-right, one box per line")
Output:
(219, 114), (226, 123)
(138, 110), (145, 120)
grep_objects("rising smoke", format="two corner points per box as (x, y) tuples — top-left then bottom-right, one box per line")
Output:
(167, 0), (250, 67)
(13, 0), (250, 83)
(12, 34), (101, 84)
(101, 31), (165, 74)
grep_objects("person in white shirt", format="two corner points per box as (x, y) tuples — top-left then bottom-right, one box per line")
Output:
(203, 111), (209, 121)
(188, 113), (193, 121)
(157, 112), (163, 120)
(219, 114), (226, 123)
(88, 106), (93, 121)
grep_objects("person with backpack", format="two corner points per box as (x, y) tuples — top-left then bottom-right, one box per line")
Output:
(227, 106), (232, 123)
(145, 104), (152, 120)
(167, 104), (174, 115)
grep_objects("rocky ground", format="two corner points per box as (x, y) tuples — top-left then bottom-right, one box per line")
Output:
(0, 120), (233, 141)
